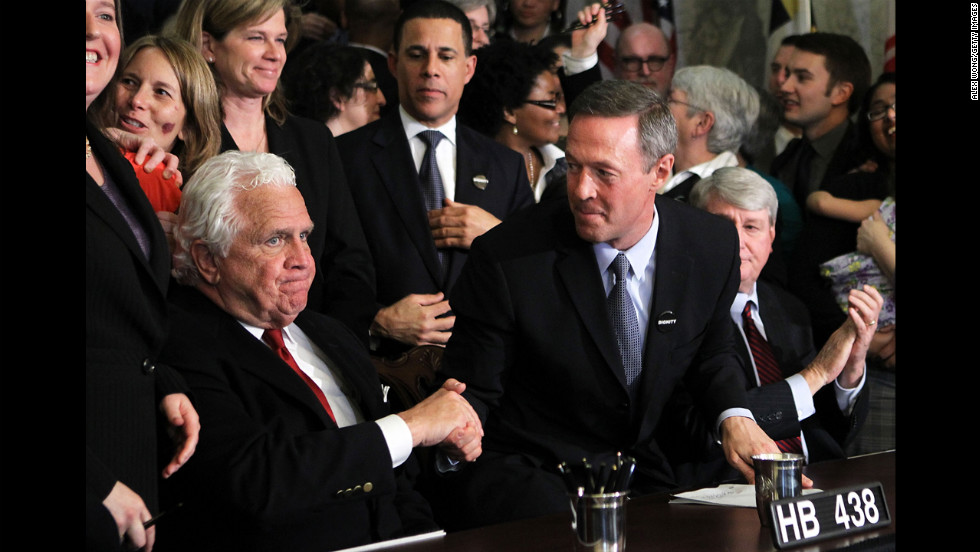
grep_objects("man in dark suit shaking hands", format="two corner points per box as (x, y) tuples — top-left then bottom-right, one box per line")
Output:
(336, 1), (533, 356)
(433, 80), (800, 529)
(156, 151), (483, 552)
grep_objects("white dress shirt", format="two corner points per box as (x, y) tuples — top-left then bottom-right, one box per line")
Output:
(661, 150), (738, 195)
(400, 106), (458, 201)
(240, 321), (414, 468)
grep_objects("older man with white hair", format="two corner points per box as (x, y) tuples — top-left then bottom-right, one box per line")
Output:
(157, 150), (483, 552)
(661, 65), (759, 202)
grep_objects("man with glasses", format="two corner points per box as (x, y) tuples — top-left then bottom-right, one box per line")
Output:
(445, 0), (497, 49)
(336, 1), (533, 357)
(613, 22), (676, 95)
(660, 65), (760, 203)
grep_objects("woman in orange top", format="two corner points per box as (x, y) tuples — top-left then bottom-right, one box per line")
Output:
(93, 34), (222, 213)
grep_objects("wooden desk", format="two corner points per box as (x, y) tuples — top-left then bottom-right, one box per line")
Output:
(392, 451), (895, 551)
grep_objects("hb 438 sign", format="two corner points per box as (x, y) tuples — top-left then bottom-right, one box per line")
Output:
(768, 482), (891, 549)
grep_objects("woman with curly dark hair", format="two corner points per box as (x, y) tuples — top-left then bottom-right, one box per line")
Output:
(282, 41), (387, 136)
(458, 39), (567, 202)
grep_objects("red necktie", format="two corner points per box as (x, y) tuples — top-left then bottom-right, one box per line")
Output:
(262, 329), (336, 423)
(741, 303), (803, 454)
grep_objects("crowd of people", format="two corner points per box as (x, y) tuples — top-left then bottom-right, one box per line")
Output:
(87, 0), (895, 550)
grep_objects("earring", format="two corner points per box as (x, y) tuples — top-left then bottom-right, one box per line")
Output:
(513, 124), (519, 135)
(208, 57), (214, 63)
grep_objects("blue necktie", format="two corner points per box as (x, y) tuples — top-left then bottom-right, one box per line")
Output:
(608, 253), (642, 390)
(418, 130), (447, 271)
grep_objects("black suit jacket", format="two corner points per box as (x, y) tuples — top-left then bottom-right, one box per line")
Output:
(86, 118), (188, 548)
(156, 285), (437, 552)
(770, 119), (867, 207)
(434, 197), (749, 526)
(661, 281), (870, 488)
(335, 112), (534, 353)
(220, 115), (377, 345)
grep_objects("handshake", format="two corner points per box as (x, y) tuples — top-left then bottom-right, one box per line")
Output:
(396, 378), (484, 463)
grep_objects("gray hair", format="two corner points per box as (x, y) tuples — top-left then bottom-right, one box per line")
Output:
(568, 79), (677, 172)
(173, 151), (298, 285)
(689, 166), (778, 226)
(443, 0), (496, 25)
(670, 65), (759, 154)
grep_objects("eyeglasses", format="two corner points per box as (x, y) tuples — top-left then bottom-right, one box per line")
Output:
(618, 55), (670, 72)
(867, 102), (895, 121)
(667, 96), (706, 113)
(524, 93), (564, 111)
(470, 21), (495, 38)
(352, 80), (379, 92)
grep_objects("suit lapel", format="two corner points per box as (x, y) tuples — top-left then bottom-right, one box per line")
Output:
(555, 233), (628, 390)
(634, 200), (694, 436)
(189, 292), (339, 429)
(86, 121), (169, 295)
(371, 114), (445, 287)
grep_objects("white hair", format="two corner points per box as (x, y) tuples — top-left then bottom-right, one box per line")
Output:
(173, 151), (298, 285)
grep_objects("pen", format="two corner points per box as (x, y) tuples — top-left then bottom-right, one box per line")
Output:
(143, 502), (183, 529)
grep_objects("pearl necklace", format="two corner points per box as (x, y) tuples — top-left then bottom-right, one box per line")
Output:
(524, 149), (536, 188)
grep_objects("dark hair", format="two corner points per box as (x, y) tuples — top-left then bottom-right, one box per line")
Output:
(500, 0), (566, 39)
(282, 43), (369, 123)
(458, 40), (557, 136)
(780, 34), (801, 47)
(856, 72), (896, 170)
(394, 0), (473, 56)
(792, 32), (871, 114)
(569, 79), (676, 172)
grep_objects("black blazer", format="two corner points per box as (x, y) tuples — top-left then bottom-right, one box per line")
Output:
(220, 115), (377, 346)
(434, 197), (749, 525)
(86, 118), (187, 546)
(156, 285), (437, 552)
(661, 281), (870, 488)
(335, 112), (534, 352)
(770, 119), (867, 207)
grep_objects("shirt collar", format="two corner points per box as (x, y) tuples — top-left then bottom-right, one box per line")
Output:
(399, 105), (457, 146)
(809, 119), (849, 160)
(663, 150), (738, 193)
(239, 320), (296, 345)
(731, 283), (760, 321)
(593, 208), (660, 278)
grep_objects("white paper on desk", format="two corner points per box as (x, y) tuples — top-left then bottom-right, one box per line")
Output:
(669, 484), (823, 508)
(331, 530), (446, 551)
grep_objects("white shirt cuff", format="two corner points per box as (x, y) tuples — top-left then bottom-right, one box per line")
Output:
(833, 364), (867, 415)
(785, 373), (816, 421)
(714, 408), (756, 443)
(562, 52), (598, 76)
(375, 414), (413, 468)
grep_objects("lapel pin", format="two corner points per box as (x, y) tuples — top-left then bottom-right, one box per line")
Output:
(656, 311), (677, 332)
(472, 175), (489, 190)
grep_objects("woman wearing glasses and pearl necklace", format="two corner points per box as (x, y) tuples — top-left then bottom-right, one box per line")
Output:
(459, 39), (568, 203)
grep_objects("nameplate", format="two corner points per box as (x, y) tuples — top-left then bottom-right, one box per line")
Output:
(768, 482), (891, 549)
